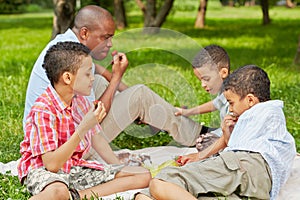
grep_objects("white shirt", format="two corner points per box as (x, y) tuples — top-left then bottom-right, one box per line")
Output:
(23, 29), (95, 129)
(211, 93), (229, 136)
(224, 100), (296, 199)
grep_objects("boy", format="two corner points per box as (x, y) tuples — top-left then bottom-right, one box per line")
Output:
(135, 65), (296, 200)
(175, 44), (230, 151)
(18, 42), (151, 200)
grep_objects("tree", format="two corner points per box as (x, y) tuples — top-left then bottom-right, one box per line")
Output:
(52, 0), (76, 39)
(260, 0), (270, 25)
(294, 36), (300, 65)
(114, 0), (127, 30)
(194, 0), (208, 29)
(136, 0), (174, 31)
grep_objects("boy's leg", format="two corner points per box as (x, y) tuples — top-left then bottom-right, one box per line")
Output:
(29, 182), (69, 200)
(71, 165), (151, 198)
(24, 168), (70, 199)
(141, 151), (271, 199)
(99, 84), (203, 146)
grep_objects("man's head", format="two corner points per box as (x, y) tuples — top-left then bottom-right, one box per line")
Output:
(72, 5), (115, 60)
(192, 45), (230, 95)
(43, 41), (94, 96)
(223, 65), (271, 117)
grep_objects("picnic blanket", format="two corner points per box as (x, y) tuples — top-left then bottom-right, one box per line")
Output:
(1, 146), (299, 199)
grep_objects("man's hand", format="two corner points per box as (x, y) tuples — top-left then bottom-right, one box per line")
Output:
(111, 51), (128, 79)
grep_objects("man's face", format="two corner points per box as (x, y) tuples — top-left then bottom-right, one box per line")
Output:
(86, 19), (115, 61)
(73, 56), (94, 96)
(223, 89), (249, 117)
(193, 66), (226, 95)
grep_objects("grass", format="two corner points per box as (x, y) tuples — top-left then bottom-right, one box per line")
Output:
(0, 1), (300, 199)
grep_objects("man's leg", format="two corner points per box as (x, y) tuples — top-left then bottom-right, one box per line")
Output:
(93, 74), (110, 100)
(100, 84), (203, 146)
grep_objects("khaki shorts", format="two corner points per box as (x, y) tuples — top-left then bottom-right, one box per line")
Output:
(141, 151), (272, 199)
(24, 164), (124, 195)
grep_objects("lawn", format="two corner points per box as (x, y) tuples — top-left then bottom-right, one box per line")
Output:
(0, 1), (299, 199)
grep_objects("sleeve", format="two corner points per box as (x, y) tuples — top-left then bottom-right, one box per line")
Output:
(29, 110), (58, 157)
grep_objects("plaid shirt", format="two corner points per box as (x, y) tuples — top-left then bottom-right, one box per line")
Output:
(18, 86), (104, 181)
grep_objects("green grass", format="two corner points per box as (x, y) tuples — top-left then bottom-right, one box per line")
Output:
(0, 2), (300, 199)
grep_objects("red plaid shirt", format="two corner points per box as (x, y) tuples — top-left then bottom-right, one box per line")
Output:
(18, 86), (104, 181)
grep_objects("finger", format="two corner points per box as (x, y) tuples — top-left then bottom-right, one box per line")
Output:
(111, 50), (118, 56)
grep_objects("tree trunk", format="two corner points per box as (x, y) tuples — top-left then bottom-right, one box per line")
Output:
(261, 0), (270, 25)
(153, 0), (174, 27)
(138, 0), (174, 34)
(144, 0), (156, 27)
(294, 36), (300, 65)
(114, 0), (127, 30)
(52, 0), (76, 40)
(194, 0), (208, 29)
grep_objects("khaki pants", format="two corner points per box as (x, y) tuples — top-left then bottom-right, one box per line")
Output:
(92, 75), (203, 146)
(152, 151), (272, 199)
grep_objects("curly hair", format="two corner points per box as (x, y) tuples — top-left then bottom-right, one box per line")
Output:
(222, 65), (271, 102)
(42, 41), (91, 86)
(192, 44), (230, 71)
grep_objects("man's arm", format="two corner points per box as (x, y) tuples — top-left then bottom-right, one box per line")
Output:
(94, 63), (128, 92)
(96, 52), (128, 113)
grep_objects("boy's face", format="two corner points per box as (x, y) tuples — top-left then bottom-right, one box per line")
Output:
(73, 56), (94, 96)
(193, 65), (228, 95)
(224, 89), (255, 117)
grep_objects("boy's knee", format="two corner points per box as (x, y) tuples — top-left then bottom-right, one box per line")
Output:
(46, 182), (69, 199)
(149, 178), (165, 194)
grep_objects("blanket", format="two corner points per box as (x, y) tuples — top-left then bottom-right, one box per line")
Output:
(1, 146), (299, 200)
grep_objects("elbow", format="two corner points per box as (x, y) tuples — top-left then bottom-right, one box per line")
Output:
(43, 161), (62, 173)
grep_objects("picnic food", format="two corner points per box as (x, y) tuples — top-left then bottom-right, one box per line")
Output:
(94, 100), (99, 109)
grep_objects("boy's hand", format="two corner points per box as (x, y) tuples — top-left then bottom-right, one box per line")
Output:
(221, 114), (238, 144)
(176, 153), (200, 166)
(174, 106), (188, 116)
(78, 101), (106, 139)
(111, 51), (128, 78)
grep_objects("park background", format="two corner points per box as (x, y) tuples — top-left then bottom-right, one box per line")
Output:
(0, 0), (299, 199)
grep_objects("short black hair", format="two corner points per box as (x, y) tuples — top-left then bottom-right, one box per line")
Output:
(192, 44), (230, 71)
(42, 41), (91, 86)
(222, 65), (271, 102)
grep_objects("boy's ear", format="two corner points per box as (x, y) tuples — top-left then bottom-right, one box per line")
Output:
(246, 94), (259, 107)
(219, 68), (229, 79)
(62, 72), (73, 85)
